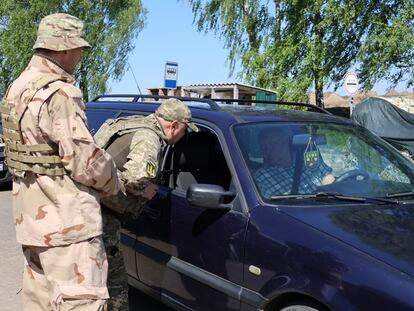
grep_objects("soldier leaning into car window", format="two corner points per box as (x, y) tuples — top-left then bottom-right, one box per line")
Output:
(94, 98), (198, 311)
(0, 13), (121, 311)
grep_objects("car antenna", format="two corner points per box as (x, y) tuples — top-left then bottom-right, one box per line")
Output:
(128, 61), (142, 94)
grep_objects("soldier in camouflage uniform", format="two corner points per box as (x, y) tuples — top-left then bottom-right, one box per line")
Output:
(94, 98), (198, 310)
(0, 13), (120, 310)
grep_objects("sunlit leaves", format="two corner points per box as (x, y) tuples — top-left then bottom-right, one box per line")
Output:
(0, 0), (147, 100)
(185, 0), (414, 107)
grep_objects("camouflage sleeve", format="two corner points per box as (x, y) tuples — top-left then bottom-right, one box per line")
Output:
(40, 85), (120, 196)
(121, 128), (162, 196)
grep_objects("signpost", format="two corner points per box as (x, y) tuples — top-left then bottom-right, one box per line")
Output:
(343, 72), (359, 115)
(164, 61), (178, 89)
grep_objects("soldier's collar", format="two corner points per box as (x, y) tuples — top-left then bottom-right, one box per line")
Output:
(33, 53), (74, 80)
(152, 115), (168, 141)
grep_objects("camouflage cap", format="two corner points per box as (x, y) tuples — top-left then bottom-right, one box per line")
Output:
(33, 13), (91, 51)
(155, 98), (199, 132)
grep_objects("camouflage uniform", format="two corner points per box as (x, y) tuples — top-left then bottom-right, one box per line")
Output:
(95, 99), (198, 310)
(0, 14), (120, 310)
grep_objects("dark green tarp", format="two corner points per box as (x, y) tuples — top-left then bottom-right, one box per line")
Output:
(351, 97), (414, 154)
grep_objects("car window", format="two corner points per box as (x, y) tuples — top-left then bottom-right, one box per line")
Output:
(162, 126), (232, 192)
(234, 122), (414, 201)
(316, 130), (409, 183)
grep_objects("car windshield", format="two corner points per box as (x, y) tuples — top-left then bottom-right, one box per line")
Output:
(234, 122), (414, 202)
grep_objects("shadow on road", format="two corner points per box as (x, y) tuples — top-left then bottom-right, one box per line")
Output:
(0, 180), (174, 310)
(129, 286), (174, 311)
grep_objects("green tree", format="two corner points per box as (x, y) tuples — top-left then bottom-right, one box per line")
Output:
(357, 0), (414, 90)
(0, 0), (147, 101)
(186, 0), (414, 107)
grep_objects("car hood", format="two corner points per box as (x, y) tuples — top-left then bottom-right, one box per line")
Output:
(283, 203), (414, 277)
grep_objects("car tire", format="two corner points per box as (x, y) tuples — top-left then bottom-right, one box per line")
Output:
(279, 300), (327, 311)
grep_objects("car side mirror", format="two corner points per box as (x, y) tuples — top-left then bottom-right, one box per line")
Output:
(186, 184), (235, 209)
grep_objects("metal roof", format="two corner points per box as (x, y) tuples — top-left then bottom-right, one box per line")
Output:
(185, 82), (277, 94)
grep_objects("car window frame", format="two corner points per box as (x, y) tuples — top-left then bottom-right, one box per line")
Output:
(161, 119), (249, 214)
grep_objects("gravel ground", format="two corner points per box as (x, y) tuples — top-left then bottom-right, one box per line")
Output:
(0, 184), (23, 311)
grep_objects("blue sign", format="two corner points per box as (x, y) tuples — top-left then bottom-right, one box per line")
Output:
(164, 62), (178, 89)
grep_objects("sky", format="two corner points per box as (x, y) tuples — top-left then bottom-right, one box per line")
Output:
(109, 0), (237, 94)
(109, 0), (410, 97)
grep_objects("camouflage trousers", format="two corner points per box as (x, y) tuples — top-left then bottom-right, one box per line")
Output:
(22, 236), (109, 311)
(102, 210), (129, 311)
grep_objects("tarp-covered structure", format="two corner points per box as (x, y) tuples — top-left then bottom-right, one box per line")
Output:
(351, 97), (414, 155)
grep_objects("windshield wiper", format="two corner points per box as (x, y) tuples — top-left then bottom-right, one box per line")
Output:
(385, 191), (414, 198)
(270, 191), (399, 204)
(271, 192), (364, 202)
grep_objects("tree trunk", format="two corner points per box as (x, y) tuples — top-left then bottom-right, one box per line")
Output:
(79, 63), (89, 103)
(313, 5), (324, 108)
(314, 73), (324, 108)
(274, 0), (281, 38)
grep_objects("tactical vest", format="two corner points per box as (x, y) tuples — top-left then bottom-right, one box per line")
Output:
(0, 73), (71, 177)
(94, 115), (165, 171)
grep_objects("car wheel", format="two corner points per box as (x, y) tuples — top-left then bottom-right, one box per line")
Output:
(280, 306), (318, 311)
(279, 300), (327, 311)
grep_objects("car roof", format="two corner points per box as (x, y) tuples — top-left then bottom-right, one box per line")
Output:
(86, 95), (352, 126)
(219, 105), (351, 124)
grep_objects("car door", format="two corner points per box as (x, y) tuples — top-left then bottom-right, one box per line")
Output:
(134, 125), (249, 311)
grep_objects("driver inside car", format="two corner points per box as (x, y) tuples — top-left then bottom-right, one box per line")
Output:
(254, 127), (335, 198)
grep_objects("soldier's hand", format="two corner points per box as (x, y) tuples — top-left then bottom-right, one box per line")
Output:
(322, 173), (335, 185)
(142, 182), (158, 200)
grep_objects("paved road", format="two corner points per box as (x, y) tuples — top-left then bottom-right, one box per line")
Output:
(0, 184), (22, 311)
(0, 183), (173, 311)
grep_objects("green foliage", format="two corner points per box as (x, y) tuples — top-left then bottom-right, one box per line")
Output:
(185, 0), (414, 107)
(357, 0), (414, 90)
(0, 0), (147, 101)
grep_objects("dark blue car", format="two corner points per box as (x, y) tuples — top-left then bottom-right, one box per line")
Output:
(0, 121), (12, 185)
(86, 95), (414, 311)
